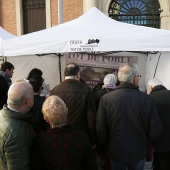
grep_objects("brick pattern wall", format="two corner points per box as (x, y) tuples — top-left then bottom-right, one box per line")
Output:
(51, 0), (58, 26)
(51, 0), (83, 26)
(0, 0), (83, 35)
(0, 0), (17, 35)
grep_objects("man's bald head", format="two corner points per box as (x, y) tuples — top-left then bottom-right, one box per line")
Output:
(7, 82), (34, 113)
(64, 62), (80, 77)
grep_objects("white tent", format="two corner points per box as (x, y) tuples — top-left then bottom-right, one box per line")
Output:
(0, 27), (15, 56)
(2, 7), (170, 91)
(3, 7), (170, 56)
(6, 53), (61, 90)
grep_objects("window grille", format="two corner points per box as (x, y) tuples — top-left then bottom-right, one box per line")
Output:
(109, 0), (161, 28)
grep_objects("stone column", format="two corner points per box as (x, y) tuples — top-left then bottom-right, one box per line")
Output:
(16, 0), (23, 35)
(46, 0), (51, 28)
(83, 0), (98, 13)
(159, 0), (170, 30)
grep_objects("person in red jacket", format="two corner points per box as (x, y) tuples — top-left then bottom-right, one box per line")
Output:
(32, 95), (97, 170)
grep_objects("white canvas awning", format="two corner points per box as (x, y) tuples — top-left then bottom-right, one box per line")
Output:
(0, 26), (15, 56)
(3, 7), (170, 57)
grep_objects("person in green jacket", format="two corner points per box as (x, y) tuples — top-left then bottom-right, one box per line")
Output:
(0, 81), (35, 170)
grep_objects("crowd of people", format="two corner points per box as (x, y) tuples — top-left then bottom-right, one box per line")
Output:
(0, 61), (169, 170)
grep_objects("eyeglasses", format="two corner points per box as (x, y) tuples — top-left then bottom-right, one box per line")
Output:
(135, 75), (141, 79)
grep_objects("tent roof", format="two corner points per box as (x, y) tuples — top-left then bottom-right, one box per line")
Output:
(0, 27), (15, 40)
(3, 7), (170, 56)
(0, 27), (15, 56)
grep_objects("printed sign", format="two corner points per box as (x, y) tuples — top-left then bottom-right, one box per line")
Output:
(66, 53), (138, 89)
(68, 39), (100, 52)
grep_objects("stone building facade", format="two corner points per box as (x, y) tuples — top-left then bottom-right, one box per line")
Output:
(0, 0), (170, 36)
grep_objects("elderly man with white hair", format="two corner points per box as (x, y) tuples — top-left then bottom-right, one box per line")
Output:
(0, 81), (35, 170)
(148, 78), (162, 93)
(32, 95), (97, 170)
(148, 78), (170, 170)
(97, 63), (162, 170)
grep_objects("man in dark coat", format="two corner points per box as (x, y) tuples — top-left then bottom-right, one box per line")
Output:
(50, 62), (97, 146)
(0, 75), (9, 109)
(97, 63), (162, 170)
(0, 61), (14, 108)
(148, 78), (170, 170)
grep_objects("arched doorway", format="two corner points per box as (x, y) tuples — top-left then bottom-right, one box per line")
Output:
(108, 0), (161, 28)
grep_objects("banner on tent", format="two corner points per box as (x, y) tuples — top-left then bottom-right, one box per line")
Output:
(68, 39), (100, 52)
(66, 53), (138, 88)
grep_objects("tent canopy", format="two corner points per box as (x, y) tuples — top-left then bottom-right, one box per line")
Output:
(0, 27), (15, 56)
(0, 27), (15, 40)
(3, 7), (170, 57)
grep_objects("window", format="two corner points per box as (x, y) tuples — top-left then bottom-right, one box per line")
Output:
(109, 0), (161, 28)
(23, 0), (46, 34)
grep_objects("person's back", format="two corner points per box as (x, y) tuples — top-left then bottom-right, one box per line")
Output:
(0, 82), (35, 170)
(50, 63), (96, 145)
(29, 75), (49, 133)
(0, 111), (35, 169)
(148, 78), (170, 170)
(30, 95), (48, 133)
(32, 95), (97, 170)
(94, 73), (117, 110)
(0, 62), (14, 108)
(0, 75), (9, 109)
(100, 84), (158, 161)
(51, 80), (93, 130)
(33, 126), (97, 170)
(97, 63), (162, 170)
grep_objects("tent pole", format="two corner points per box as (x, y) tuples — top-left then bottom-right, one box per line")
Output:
(2, 56), (7, 62)
(58, 53), (62, 82)
(153, 52), (161, 78)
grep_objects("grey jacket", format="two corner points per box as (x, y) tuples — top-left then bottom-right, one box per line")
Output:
(0, 105), (35, 170)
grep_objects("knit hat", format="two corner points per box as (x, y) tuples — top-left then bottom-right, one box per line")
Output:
(102, 74), (117, 89)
